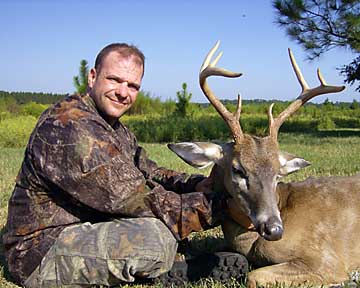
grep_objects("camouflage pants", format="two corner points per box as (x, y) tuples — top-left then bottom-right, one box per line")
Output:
(24, 218), (178, 287)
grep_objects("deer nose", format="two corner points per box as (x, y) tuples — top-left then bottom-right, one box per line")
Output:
(259, 217), (283, 241)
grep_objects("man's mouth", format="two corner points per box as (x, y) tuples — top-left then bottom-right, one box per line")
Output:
(107, 96), (128, 105)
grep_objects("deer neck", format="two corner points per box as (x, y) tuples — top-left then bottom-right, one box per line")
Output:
(212, 163), (256, 231)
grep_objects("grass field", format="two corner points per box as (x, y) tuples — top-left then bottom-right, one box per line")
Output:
(0, 131), (359, 287)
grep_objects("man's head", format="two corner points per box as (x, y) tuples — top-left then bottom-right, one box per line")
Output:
(88, 43), (145, 126)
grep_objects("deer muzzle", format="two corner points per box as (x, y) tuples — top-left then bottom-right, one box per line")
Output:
(258, 216), (283, 241)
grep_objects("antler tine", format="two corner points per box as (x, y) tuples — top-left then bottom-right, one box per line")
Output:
(199, 41), (244, 142)
(269, 48), (345, 139)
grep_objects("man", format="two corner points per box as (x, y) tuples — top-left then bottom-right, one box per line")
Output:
(3, 43), (247, 287)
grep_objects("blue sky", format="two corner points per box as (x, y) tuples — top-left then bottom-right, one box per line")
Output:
(0, 0), (358, 103)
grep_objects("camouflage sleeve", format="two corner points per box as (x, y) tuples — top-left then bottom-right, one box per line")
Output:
(30, 117), (219, 240)
(135, 146), (206, 194)
(30, 118), (156, 218)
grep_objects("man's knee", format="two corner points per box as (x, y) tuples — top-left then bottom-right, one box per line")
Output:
(108, 218), (178, 271)
(25, 218), (178, 286)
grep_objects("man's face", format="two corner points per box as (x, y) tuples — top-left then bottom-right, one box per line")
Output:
(88, 51), (143, 126)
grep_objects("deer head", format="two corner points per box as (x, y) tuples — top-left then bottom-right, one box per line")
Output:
(168, 41), (345, 241)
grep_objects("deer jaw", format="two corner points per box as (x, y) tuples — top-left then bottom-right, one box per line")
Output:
(168, 136), (310, 241)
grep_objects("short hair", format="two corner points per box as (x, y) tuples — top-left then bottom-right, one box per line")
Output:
(94, 43), (145, 76)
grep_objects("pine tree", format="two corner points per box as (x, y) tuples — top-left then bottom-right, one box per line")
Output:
(273, 0), (360, 92)
(73, 59), (89, 94)
(175, 83), (192, 117)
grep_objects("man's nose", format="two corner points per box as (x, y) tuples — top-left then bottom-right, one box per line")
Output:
(115, 82), (129, 98)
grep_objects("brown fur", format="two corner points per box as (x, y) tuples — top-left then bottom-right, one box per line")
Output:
(169, 137), (360, 287)
(222, 173), (360, 287)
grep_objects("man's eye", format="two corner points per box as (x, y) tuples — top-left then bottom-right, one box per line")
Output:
(108, 77), (118, 83)
(129, 85), (139, 92)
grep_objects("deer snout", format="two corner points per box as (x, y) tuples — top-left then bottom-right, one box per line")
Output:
(258, 217), (283, 241)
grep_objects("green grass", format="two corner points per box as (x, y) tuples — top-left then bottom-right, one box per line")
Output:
(0, 132), (359, 287)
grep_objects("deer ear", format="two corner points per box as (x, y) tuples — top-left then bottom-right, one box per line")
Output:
(279, 151), (310, 176)
(167, 142), (223, 169)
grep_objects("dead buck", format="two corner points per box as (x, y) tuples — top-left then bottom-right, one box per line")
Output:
(168, 41), (360, 287)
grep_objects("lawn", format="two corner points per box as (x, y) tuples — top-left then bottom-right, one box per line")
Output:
(0, 131), (359, 287)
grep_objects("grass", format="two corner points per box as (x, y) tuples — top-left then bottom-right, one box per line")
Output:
(0, 132), (359, 287)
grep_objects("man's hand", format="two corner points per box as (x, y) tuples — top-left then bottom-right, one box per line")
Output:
(195, 177), (213, 194)
(195, 167), (219, 194)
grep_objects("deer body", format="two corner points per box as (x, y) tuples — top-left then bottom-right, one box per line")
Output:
(223, 173), (360, 286)
(170, 137), (360, 286)
(168, 41), (357, 286)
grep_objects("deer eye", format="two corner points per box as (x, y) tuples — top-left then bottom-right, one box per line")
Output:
(232, 165), (248, 179)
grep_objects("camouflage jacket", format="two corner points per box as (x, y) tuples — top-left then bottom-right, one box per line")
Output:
(3, 94), (221, 285)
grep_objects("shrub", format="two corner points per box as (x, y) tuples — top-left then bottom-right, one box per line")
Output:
(317, 116), (336, 130)
(0, 116), (37, 147)
(21, 102), (48, 118)
(333, 116), (360, 129)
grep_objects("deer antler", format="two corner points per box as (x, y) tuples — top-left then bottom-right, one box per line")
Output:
(269, 48), (345, 139)
(199, 41), (244, 142)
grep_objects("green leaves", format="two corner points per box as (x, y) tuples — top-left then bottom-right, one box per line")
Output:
(175, 82), (193, 117)
(273, 0), (360, 92)
(73, 59), (89, 95)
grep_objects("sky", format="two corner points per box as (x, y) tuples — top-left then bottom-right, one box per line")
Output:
(0, 0), (358, 104)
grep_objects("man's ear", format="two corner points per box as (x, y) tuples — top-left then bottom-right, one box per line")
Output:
(87, 68), (97, 89)
(279, 151), (310, 176)
(168, 142), (223, 169)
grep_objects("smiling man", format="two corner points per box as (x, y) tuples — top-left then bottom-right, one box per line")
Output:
(88, 45), (143, 124)
(3, 43), (247, 287)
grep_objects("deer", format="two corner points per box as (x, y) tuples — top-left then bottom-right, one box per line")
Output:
(168, 41), (360, 287)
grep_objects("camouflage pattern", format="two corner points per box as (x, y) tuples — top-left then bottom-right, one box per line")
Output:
(3, 94), (221, 286)
(24, 218), (177, 287)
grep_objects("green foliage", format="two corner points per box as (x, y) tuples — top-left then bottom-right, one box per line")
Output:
(0, 95), (359, 146)
(0, 96), (19, 114)
(333, 116), (360, 128)
(317, 116), (336, 130)
(124, 114), (230, 143)
(73, 59), (89, 95)
(123, 111), (360, 143)
(350, 99), (360, 110)
(0, 90), (66, 105)
(127, 91), (173, 115)
(175, 82), (192, 117)
(273, 0), (360, 91)
(0, 148), (24, 207)
(20, 102), (48, 118)
(273, 0), (360, 57)
(340, 56), (360, 92)
(0, 116), (37, 148)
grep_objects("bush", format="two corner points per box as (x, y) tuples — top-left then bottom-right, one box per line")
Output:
(0, 116), (37, 147)
(333, 116), (360, 129)
(317, 116), (336, 130)
(21, 102), (48, 118)
(128, 91), (171, 115)
(123, 115), (231, 143)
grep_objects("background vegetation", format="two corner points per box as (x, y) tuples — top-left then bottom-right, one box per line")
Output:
(0, 90), (359, 147)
